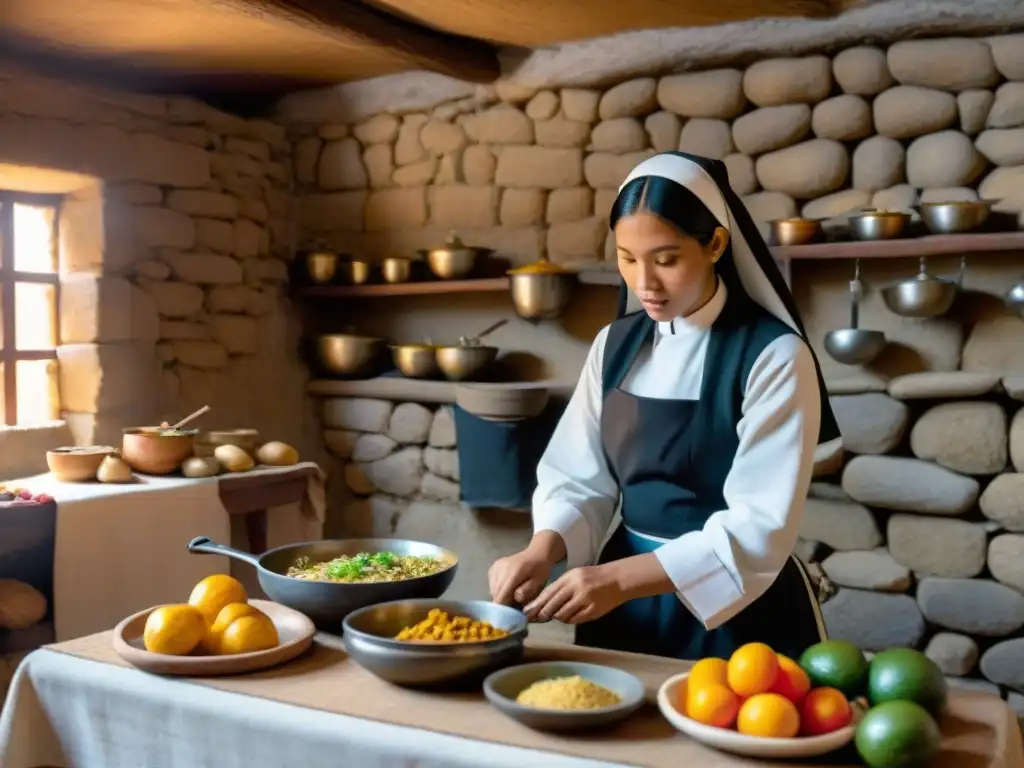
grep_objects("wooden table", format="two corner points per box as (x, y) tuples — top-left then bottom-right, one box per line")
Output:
(217, 464), (318, 553)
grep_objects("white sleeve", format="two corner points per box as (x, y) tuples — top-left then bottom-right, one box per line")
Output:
(532, 326), (620, 569)
(653, 334), (821, 630)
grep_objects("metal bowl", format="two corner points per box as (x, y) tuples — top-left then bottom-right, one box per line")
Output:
(391, 344), (440, 379)
(1006, 281), (1024, 317)
(343, 599), (528, 687)
(509, 273), (576, 321)
(435, 345), (498, 381)
(770, 218), (823, 247)
(484, 661), (646, 732)
(850, 211), (912, 241)
(881, 275), (957, 318)
(305, 249), (339, 284)
(919, 201), (992, 235)
(338, 259), (373, 285)
(315, 333), (388, 378)
(381, 257), (412, 284)
(823, 329), (887, 366)
(187, 537), (459, 631)
(418, 233), (489, 280)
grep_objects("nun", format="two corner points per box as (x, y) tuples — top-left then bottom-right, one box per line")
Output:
(488, 151), (842, 661)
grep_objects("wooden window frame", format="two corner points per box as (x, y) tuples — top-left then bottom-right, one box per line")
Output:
(0, 191), (61, 427)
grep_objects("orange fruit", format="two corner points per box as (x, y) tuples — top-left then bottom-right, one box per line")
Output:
(188, 574), (248, 624)
(218, 613), (279, 655)
(800, 687), (853, 736)
(769, 654), (812, 705)
(143, 604), (206, 656)
(689, 658), (729, 687)
(199, 602), (262, 655)
(737, 693), (801, 738)
(727, 643), (780, 697)
(686, 683), (741, 729)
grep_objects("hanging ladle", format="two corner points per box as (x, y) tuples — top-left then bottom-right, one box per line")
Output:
(824, 259), (887, 366)
(881, 255), (961, 318)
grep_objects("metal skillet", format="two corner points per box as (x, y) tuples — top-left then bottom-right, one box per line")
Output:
(187, 536), (458, 631)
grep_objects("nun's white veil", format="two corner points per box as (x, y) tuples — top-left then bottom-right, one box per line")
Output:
(611, 151), (842, 449)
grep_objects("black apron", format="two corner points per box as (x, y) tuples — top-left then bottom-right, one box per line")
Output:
(574, 293), (827, 661)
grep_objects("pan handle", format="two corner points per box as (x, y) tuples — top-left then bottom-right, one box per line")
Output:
(187, 536), (260, 568)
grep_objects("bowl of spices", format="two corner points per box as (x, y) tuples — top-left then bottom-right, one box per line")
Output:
(342, 599), (528, 687)
(483, 661), (645, 732)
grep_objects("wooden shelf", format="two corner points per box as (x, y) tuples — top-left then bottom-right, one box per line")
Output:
(308, 377), (574, 403)
(299, 277), (509, 298)
(772, 231), (1024, 261)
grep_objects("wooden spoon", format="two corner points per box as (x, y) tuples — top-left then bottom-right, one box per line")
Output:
(162, 405), (210, 430)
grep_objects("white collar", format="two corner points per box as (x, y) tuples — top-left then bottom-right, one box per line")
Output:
(656, 280), (727, 337)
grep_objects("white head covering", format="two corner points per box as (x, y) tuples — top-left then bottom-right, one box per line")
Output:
(612, 151), (841, 449)
(617, 153), (797, 331)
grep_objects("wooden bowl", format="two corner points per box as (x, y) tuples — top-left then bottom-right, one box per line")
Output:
(46, 445), (116, 482)
(112, 599), (316, 676)
(121, 427), (198, 475)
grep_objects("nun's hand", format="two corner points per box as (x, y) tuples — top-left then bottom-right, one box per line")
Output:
(523, 565), (624, 625)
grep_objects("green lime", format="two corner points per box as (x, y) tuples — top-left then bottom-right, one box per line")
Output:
(868, 648), (948, 716)
(798, 639), (869, 698)
(855, 700), (942, 768)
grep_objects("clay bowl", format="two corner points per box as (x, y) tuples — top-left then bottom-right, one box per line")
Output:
(46, 445), (117, 482)
(113, 599), (315, 676)
(121, 427), (198, 475)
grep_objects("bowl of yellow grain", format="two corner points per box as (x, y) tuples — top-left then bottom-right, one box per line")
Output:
(342, 598), (528, 687)
(483, 661), (645, 732)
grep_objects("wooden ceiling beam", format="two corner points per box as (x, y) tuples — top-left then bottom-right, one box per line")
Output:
(264, 0), (501, 83)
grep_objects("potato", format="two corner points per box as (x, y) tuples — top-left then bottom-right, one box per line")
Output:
(256, 441), (299, 466)
(214, 444), (255, 473)
(182, 456), (220, 478)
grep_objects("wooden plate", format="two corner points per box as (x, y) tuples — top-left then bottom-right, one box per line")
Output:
(113, 599), (315, 676)
(657, 672), (858, 758)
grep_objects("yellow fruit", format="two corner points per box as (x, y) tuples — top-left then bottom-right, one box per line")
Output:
(686, 683), (740, 728)
(218, 613), (279, 655)
(689, 657), (729, 689)
(728, 642), (781, 698)
(188, 574), (248, 624)
(143, 604), (206, 655)
(737, 693), (801, 738)
(199, 602), (262, 655)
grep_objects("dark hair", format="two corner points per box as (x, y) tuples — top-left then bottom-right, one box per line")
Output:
(610, 175), (720, 247)
(609, 174), (742, 293)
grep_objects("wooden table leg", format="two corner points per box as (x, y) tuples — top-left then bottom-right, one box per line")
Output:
(244, 509), (268, 554)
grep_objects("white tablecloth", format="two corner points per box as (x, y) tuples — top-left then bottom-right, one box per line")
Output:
(0, 649), (619, 768)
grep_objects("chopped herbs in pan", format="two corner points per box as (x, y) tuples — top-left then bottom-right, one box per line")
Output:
(287, 551), (449, 583)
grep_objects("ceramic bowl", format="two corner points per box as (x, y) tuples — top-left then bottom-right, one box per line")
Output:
(657, 672), (857, 758)
(483, 661), (645, 732)
(46, 445), (116, 482)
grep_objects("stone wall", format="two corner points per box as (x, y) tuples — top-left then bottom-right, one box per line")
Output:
(0, 66), (326, 478)
(286, 35), (1024, 261)
(810, 373), (1024, 702)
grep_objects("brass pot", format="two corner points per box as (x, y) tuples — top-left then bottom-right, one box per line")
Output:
(508, 272), (575, 321)
(315, 334), (388, 378)
(435, 345), (498, 381)
(769, 218), (823, 247)
(305, 249), (339, 284)
(338, 259), (373, 285)
(391, 344), (440, 379)
(382, 257), (413, 284)
(418, 232), (490, 280)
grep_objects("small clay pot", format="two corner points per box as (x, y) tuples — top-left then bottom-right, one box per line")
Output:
(121, 427), (197, 475)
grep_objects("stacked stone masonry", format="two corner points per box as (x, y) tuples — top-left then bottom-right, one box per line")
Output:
(0, 66), (325, 462)
(807, 371), (1024, 707)
(286, 34), (1024, 263)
